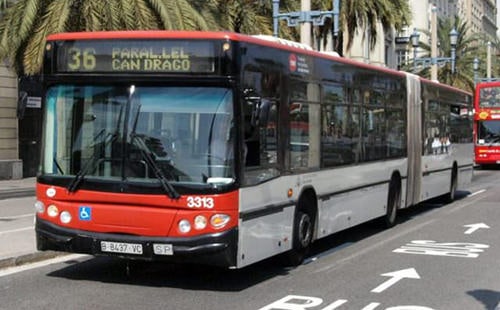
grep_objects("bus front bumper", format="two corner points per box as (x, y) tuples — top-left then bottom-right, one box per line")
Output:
(35, 218), (238, 268)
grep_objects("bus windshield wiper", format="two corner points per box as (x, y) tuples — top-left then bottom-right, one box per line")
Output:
(67, 105), (124, 193)
(67, 129), (116, 192)
(129, 105), (180, 199)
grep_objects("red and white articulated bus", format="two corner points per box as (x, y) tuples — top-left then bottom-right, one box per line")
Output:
(35, 31), (473, 269)
(473, 81), (500, 166)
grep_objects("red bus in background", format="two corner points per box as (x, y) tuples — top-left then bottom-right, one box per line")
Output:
(474, 81), (500, 166)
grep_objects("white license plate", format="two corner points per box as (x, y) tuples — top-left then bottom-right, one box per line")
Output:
(100, 241), (143, 255)
(153, 243), (173, 256)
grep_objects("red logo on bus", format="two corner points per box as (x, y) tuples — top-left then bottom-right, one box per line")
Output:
(289, 54), (297, 72)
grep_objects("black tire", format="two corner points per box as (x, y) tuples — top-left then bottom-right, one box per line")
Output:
(283, 209), (313, 266)
(384, 177), (400, 228)
(446, 169), (458, 203)
(36, 234), (49, 251)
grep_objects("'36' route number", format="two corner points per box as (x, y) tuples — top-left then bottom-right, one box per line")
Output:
(187, 196), (214, 209)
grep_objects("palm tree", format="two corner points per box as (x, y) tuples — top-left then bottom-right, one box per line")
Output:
(0, 0), (413, 75)
(204, 0), (269, 34)
(311, 0), (411, 54)
(0, 0), (216, 75)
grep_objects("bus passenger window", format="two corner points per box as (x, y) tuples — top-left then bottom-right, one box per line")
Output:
(243, 98), (279, 184)
(241, 70), (280, 185)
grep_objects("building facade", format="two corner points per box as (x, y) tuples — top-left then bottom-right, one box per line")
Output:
(455, 0), (497, 41)
(346, 0), (498, 71)
(0, 63), (21, 180)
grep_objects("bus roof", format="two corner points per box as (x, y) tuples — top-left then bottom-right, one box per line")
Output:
(475, 81), (500, 88)
(47, 30), (408, 78)
(45, 30), (470, 96)
(420, 77), (471, 95)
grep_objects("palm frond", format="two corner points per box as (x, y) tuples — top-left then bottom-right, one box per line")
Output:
(132, 0), (158, 30)
(82, 0), (105, 31)
(23, 0), (71, 75)
(103, 0), (123, 30)
(118, 0), (136, 30)
(168, 0), (210, 30)
(148, 0), (174, 29)
(0, 0), (40, 65)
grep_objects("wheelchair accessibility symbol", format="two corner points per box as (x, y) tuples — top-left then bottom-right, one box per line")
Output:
(79, 206), (92, 221)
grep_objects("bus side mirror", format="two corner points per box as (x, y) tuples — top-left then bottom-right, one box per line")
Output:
(17, 91), (28, 119)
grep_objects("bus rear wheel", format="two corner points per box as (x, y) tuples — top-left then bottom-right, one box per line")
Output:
(446, 167), (458, 203)
(283, 209), (313, 266)
(384, 176), (401, 228)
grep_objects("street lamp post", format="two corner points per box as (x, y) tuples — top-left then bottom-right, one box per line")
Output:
(410, 28), (420, 73)
(472, 56), (500, 84)
(449, 28), (458, 75)
(487, 41), (492, 79)
(272, 0), (340, 49)
(410, 27), (459, 80)
(430, 6), (438, 81)
(473, 57), (479, 84)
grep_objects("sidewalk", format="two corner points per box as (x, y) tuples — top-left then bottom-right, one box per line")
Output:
(0, 177), (66, 269)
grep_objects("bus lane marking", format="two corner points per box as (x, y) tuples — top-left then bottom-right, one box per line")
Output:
(393, 240), (489, 258)
(313, 219), (437, 274)
(257, 295), (436, 310)
(371, 268), (420, 293)
(463, 223), (490, 234)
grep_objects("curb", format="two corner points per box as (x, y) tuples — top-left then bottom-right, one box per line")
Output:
(0, 189), (36, 200)
(0, 251), (68, 270)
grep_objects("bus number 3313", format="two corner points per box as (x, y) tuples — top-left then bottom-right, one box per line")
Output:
(187, 196), (215, 209)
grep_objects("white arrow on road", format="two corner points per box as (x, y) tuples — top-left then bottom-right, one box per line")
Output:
(371, 268), (420, 293)
(464, 223), (490, 235)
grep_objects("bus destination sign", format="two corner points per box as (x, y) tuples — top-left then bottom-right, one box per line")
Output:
(55, 39), (216, 73)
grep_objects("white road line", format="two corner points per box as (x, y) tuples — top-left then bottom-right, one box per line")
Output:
(0, 254), (89, 277)
(468, 189), (486, 197)
(314, 219), (437, 274)
(0, 226), (34, 235)
(0, 214), (34, 220)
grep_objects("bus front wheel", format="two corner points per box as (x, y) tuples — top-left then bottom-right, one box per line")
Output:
(283, 209), (313, 266)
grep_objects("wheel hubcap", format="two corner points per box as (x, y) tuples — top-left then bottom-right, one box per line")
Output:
(299, 214), (312, 248)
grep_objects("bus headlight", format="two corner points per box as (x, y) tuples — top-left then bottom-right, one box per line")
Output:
(34, 201), (45, 214)
(178, 219), (191, 234)
(210, 214), (230, 229)
(60, 211), (72, 224)
(47, 204), (59, 217)
(194, 215), (207, 230)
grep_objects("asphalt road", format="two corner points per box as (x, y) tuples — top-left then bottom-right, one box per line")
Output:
(0, 196), (36, 261)
(0, 168), (499, 310)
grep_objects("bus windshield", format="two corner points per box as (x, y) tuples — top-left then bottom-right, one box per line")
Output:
(42, 85), (235, 187)
(477, 120), (500, 145)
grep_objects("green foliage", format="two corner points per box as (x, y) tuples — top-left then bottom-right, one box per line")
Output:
(339, 0), (410, 50)
(0, 0), (412, 76)
(0, 0), (215, 74)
